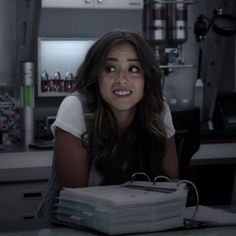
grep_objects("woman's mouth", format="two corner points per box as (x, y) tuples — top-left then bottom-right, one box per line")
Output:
(112, 89), (132, 96)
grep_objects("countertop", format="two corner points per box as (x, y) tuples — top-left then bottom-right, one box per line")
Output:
(191, 142), (236, 165)
(0, 147), (52, 182)
(1, 225), (236, 236)
(1, 142), (236, 182)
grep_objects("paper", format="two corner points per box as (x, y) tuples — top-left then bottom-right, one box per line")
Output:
(185, 205), (236, 226)
(54, 180), (189, 235)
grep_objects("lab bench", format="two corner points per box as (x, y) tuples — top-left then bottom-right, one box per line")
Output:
(1, 142), (236, 231)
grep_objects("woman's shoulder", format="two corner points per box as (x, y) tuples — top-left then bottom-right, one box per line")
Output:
(55, 92), (87, 119)
(60, 92), (85, 109)
(162, 97), (171, 114)
(51, 92), (87, 138)
(162, 97), (175, 138)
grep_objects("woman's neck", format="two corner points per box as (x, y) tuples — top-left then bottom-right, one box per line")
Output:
(113, 110), (135, 133)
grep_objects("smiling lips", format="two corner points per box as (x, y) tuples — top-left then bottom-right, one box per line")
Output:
(112, 89), (132, 96)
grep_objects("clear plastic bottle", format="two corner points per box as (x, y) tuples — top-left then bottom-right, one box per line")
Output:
(193, 78), (204, 119)
(193, 79), (203, 108)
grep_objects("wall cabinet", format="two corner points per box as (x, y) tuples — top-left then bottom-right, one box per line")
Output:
(41, 0), (143, 9)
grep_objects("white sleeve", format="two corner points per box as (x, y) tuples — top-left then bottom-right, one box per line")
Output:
(162, 100), (175, 138)
(51, 95), (86, 139)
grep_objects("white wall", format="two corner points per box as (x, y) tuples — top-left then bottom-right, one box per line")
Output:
(0, 0), (16, 87)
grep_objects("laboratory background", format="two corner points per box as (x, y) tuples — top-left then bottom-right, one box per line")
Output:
(0, 0), (236, 232)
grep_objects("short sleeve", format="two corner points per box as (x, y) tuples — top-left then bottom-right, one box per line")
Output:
(162, 100), (175, 138)
(51, 95), (86, 139)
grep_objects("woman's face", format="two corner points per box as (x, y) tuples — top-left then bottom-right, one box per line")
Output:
(98, 43), (145, 121)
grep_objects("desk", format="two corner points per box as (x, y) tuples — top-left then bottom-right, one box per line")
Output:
(191, 143), (236, 165)
(0, 147), (236, 234)
(0, 150), (52, 229)
(190, 143), (236, 205)
(1, 225), (236, 236)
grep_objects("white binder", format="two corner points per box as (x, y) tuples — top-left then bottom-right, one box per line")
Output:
(53, 173), (190, 235)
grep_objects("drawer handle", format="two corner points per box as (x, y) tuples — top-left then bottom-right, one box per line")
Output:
(23, 191), (42, 199)
(21, 213), (35, 219)
(23, 214), (35, 219)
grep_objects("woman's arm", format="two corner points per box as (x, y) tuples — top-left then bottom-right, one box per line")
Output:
(162, 136), (179, 179)
(54, 127), (89, 188)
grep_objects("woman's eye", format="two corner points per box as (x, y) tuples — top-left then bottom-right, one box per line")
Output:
(129, 66), (141, 73)
(104, 65), (116, 73)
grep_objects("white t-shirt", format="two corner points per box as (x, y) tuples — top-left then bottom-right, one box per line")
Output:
(51, 93), (175, 186)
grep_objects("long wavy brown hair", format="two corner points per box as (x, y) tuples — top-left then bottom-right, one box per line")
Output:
(75, 30), (168, 185)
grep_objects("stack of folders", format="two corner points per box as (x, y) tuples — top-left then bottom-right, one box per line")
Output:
(53, 178), (189, 235)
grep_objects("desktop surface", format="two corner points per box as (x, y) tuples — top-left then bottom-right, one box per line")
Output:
(1, 225), (236, 236)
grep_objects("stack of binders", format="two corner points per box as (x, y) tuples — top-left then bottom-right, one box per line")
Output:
(53, 179), (189, 235)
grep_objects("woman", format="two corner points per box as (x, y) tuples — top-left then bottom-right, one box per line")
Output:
(51, 30), (178, 189)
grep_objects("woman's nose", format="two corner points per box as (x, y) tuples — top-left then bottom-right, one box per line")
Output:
(115, 70), (128, 83)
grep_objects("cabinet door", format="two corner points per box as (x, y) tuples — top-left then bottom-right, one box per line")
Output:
(41, 0), (94, 9)
(0, 181), (48, 222)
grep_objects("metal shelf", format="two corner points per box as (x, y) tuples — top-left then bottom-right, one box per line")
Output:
(37, 91), (73, 97)
(160, 64), (196, 68)
(145, 0), (197, 4)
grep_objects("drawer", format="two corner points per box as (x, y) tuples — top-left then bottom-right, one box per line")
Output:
(0, 181), (48, 221)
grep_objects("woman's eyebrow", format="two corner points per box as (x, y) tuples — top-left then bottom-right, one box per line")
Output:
(107, 58), (117, 61)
